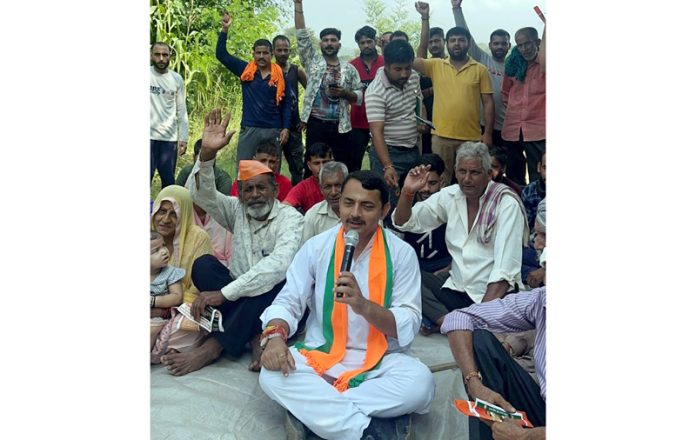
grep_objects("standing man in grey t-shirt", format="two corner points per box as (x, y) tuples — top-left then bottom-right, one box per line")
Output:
(452, 0), (510, 148)
(150, 42), (189, 188)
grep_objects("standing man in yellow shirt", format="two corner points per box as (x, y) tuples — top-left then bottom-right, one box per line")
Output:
(412, 2), (494, 184)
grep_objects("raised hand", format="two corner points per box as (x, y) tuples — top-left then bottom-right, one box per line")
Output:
(402, 164), (431, 195)
(415, 1), (430, 18)
(201, 108), (236, 157)
(221, 11), (232, 32)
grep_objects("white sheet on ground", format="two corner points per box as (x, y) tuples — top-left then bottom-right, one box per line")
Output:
(151, 332), (470, 439)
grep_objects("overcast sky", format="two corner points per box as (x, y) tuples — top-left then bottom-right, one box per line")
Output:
(281, 0), (547, 53)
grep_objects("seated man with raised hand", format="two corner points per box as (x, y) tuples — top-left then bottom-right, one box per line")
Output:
(392, 142), (527, 328)
(259, 170), (435, 440)
(397, 154), (453, 335)
(301, 160), (347, 242)
(230, 142), (292, 201)
(168, 109), (303, 375)
(283, 142), (334, 214)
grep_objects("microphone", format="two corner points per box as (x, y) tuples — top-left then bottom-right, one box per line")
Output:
(336, 229), (360, 298)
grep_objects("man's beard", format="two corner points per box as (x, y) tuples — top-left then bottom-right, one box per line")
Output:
(245, 200), (273, 220)
(448, 50), (468, 61)
(321, 46), (338, 57)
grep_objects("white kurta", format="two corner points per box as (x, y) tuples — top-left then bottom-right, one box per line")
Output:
(392, 181), (526, 303)
(189, 158), (304, 301)
(259, 225), (435, 440)
(301, 199), (342, 244)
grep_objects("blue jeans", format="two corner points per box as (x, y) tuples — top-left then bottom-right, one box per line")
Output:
(368, 144), (420, 229)
(150, 140), (177, 188)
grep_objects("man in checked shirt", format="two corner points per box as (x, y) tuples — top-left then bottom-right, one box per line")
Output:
(442, 286), (546, 440)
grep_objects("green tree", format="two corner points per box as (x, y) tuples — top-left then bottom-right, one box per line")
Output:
(149, 0), (289, 197)
(363, 0), (420, 45)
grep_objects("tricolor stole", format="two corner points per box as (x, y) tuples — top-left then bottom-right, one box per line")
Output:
(295, 226), (393, 392)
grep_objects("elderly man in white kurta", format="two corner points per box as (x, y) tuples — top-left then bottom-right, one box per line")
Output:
(259, 171), (435, 440)
(301, 161), (347, 243)
(392, 141), (527, 332)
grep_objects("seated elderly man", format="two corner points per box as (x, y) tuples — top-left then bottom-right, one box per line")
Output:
(441, 203), (548, 440)
(259, 170), (435, 440)
(392, 142), (527, 326)
(166, 109), (303, 375)
(442, 286), (547, 440)
(301, 160), (348, 242)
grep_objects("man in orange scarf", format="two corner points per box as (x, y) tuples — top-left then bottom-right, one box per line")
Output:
(259, 171), (435, 439)
(216, 11), (291, 165)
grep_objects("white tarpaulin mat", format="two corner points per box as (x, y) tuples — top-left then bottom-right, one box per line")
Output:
(151, 332), (470, 439)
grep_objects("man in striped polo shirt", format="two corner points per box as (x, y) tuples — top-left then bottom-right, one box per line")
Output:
(365, 39), (426, 209)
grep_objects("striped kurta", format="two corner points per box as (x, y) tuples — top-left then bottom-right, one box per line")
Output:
(441, 287), (546, 400)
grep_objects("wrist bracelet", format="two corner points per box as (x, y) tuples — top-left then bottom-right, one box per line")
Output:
(464, 370), (482, 385)
(383, 164), (394, 172)
(295, 9), (303, 13)
(260, 325), (288, 349)
(150, 296), (155, 308)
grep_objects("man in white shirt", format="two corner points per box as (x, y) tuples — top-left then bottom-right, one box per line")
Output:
(259, 170), (435, 439)
(301, 160), (347, 242)
(150, 42), (189, 188)
(161, 109), (303, 376)
(392, 141), (526, 330)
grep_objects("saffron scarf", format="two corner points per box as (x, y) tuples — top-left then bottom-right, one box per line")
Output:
(296, 226), (393, 392)
(240, 61), (286, 106)
(475, 182), (529, 246)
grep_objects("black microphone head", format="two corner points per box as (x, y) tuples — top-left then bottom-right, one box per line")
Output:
(344, 229), (359, 247)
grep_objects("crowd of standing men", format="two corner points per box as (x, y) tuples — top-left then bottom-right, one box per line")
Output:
(150, 1), (546, 439)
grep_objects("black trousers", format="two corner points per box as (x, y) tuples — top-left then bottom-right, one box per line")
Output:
(191, 254), (285, 357)
(305, 117), (352, 176)
(468, 330), (546, 440)
(504, 129), (546, 186)
(433, 287), (476, 315)
(346, 128), (371, 172)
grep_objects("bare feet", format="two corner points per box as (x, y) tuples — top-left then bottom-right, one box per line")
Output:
(248, 334), (262, 372)
(161, 338), (223, 376)
(419, 323), (440, 336)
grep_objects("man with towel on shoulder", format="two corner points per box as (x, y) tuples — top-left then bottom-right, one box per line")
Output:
(392, 141), (527, 334)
